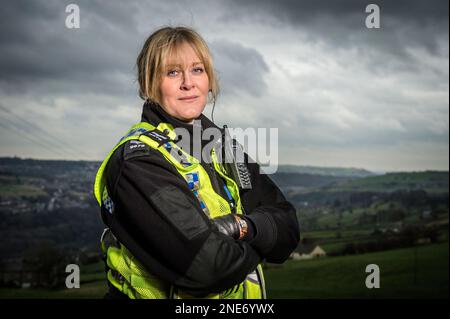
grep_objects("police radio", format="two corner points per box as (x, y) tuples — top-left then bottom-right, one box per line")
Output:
(221, 125), (252, 190)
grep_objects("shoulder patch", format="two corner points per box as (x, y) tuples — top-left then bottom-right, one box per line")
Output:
(123, 140), (151, 160)
(143, 129), (171, 146)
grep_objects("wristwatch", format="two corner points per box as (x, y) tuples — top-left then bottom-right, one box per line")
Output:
(233, 215), (248, 240)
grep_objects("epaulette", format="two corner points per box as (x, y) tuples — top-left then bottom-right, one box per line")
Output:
(123, 139), (152, 160)
(142, 129), (172, 146)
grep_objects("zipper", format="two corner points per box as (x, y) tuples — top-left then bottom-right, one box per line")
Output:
(206, 163), (236, 213)
(207, 163), (221, 195)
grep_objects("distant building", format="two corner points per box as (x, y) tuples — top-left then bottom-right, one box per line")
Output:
(309, 246), (327, 258)
(291, 245), (327, 261)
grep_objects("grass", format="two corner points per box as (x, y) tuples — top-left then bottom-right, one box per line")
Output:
(0, 281), (108, 299)
(320, 242), (347, 255)
(0, 243), (447, 299)
(0, 185), (47, 198)
(328, 171), (449, 194)
(0, 260), (108, 299)
(265, 242), (448, 298)
(302, 229), (374, 247)
(304, 230), (340, 239)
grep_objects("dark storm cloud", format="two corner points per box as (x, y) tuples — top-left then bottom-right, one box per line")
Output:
(210, 40), (269, 97)
(227, 0), (448, 24)
(0, 0), (141, 96)
(225, 0), (448, 60)
(0, 0), (269, 99)
(0, 0), (447, 170)
(0, 0), (446, 94)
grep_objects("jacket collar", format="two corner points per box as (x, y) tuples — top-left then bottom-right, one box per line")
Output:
(140, 100), (218, 133)
(140, 100), (221, 162)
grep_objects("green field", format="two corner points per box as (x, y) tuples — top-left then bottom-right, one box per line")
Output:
(328, 171), (449, 194)
(0, 243), (447, 299)
(0, 184), (47, 198)
(265, 242), (448, 298)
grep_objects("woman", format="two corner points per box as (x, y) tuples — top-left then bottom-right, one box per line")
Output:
(94, 26), (300, 299)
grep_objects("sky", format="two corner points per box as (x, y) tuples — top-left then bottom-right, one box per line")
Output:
(0, 0), (448, 172)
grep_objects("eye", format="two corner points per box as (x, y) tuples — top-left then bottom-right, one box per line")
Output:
(167, 69), (180, 77)
(192, 67), (204, 74)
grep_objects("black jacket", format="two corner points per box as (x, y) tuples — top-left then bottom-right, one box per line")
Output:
(101, 100), (300, 297)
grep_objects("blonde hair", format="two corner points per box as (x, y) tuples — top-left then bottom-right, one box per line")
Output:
(137, 26), (219, 105)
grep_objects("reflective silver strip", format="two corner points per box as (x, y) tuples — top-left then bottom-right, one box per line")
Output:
(256, 266), (267, 299)
(246, 270), (259, 284)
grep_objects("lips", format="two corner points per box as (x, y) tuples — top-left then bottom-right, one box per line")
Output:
(178, 95), (198, 101)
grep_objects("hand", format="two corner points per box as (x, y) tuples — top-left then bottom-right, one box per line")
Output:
(212, 214), (248, 240)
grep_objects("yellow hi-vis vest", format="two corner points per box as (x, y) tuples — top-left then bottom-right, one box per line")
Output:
(94, 121), (266, 299)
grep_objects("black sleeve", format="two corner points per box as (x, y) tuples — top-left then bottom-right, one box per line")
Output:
(240, 154), (301, 263)
(102, 142), (261, 297)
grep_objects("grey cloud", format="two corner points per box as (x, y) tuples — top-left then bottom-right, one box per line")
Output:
(233, 0), (447, 22)
(224, 0), (448, 68)
(210, 40), (269, 97)
(0, 0), (271, 99)
(0, 0), (447, 171)
(225, 0), (448, 31)
(0, 0), (142, 97)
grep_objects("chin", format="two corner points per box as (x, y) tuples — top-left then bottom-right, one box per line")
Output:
(182, 106), (205, 120)
(182, 113), (201, 122)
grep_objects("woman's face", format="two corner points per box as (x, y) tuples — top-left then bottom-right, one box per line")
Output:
(159, 42), (210, 123)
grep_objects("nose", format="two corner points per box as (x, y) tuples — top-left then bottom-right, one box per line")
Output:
(181, 72), (194, 90)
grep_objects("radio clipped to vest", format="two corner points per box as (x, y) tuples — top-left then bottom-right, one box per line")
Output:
(218, 125), (252, 190)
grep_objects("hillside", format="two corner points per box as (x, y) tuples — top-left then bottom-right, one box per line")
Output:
(1, 243), (447, 299)
(266, 242), (448, 298)
(270, 172), (351, 189)
(326, 171), (449, 194)
(0, 157), (448, 299)
(0, 157), (448, 276)
(277, 164), (375, 177)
